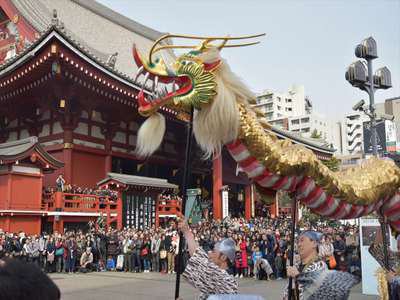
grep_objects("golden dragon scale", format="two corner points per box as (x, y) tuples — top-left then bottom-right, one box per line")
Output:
(131, 35), (400, 232)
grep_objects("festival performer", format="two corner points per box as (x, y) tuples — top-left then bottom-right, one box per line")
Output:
(284, 231), (358, 300)
(177, 218), (238, 300)
(369, 229), (400, 299)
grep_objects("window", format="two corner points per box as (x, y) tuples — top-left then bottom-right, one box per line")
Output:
(301, 127), (310, 133)
(277, 97), (281, 102)
(291, 119), (300, 125)
(286, 98), (292, 103)
(265, 103), (273, 111)
(277, 106), (281, 110)
(288, 108), (292, 111)
(301, 117), (310, 123)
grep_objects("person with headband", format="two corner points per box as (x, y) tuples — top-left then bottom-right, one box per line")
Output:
(178, 218), (238, 300)
(283, 230), (358, 300)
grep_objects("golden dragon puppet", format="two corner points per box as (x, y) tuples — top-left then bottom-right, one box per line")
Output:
(131, 33), (400, 232)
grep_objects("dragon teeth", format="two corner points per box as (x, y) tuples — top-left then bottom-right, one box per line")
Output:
(154, 76), (159, 90)
(141, 72), (149, 88)
(134, 66), (144, 82)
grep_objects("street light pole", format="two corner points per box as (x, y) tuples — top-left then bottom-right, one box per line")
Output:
(346, 36), (393, 280)
(367, 58), (378, 157)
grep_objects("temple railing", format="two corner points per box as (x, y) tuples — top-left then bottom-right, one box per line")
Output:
(158, 199), (182, 217)
(42, 192), (119, 214)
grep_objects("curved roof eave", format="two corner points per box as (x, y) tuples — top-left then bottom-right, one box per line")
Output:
(0, 26), (153, 95)
(268, 127), (336, 155)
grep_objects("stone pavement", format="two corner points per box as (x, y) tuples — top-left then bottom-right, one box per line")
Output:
(50, 272), (378, 300)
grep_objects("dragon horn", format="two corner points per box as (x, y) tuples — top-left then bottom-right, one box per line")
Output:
(148, 33), (266, 63)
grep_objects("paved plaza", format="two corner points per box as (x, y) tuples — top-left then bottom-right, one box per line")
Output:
(51, 272), (378, 300)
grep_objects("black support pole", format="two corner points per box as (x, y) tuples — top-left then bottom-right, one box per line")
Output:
(379, 215), (391, 296)
(288, 192), (298, 300)
(174, 107), (194, 300)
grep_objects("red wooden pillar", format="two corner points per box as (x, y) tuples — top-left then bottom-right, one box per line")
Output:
(270, 194), (278, 218)
(245, 185), (251, 220)
(53, 192), (64, 233)
(106, 203), (111, 230)
(6, 173), (12, 210)
(54, 219), (64, 233)
(4, 216), (10, 232)
(213, 155), (222, 220)
(117, 192), (123, 230)
(104, 138), (112, 176)
(155, 195), (160, 228)
(63, 129), (73, 184)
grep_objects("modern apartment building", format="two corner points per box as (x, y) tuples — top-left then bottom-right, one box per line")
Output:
(338, 112), (369, 155)
(255, 85), (311, 123)
(256, 85), (333, 146)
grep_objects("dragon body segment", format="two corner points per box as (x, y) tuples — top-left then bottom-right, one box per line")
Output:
(131, 34), (400, 231)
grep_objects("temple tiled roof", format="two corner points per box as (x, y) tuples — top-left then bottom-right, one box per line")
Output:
(98, 172), (178, 190)
(11, 0), (165, 41)
(9, 0), (172, 76)
(268, 126), (335, 154)
(0, 136), (64, 169)
(0, 24), (151, 94)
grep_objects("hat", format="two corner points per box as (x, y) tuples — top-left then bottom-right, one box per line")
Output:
(213, 238), (236, 263)
(300, 230), (322, 243)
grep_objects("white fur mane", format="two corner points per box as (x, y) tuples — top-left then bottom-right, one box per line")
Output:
(193, 49), (255, 158)
(135, 112), (166, 157)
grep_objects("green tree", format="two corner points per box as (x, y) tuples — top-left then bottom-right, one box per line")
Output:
(310, 129), (322, 139)
(322, 156), (340, 171)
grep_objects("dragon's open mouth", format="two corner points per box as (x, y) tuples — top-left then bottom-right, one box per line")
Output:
(132, 45), (193, 116)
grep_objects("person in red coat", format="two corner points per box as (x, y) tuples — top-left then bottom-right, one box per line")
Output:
(235, 237), (248, 278)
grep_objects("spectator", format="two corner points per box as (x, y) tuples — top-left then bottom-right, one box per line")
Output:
(151, 233), (161, 272)
(46, 237), (56, 273)
(131, 234), (142, 273)
(333, 235), (346, 271)
(54, 238), (64, 273)
(55, 175), (65, 192)
(159, 234), (168, 273)
(79, 247), (94, 273)
(65, 235), (77, 274)
(141, 237), (151, 272)
(122, 235), (133, 272)
(275, 252), (284, 280)
(319, 235), (335, 269)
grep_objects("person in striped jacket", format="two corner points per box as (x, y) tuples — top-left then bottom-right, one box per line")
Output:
(178, 218), (238, 300)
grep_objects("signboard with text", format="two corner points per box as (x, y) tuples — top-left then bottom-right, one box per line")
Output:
(222, 190), (229, 219)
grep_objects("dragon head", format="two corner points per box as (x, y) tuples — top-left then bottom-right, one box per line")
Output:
(133, 33), (265, 157)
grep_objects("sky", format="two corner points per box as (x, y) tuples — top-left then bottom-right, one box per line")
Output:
(97, 0), (400, 121)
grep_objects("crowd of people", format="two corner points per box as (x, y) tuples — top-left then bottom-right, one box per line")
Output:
(0, 215), (361, 280)
(43, 177), (119, 202)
